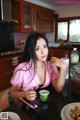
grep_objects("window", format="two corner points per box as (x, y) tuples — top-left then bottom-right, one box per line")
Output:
(58, 22), (68, 40)
(69, 20), (80, 42)
(55, 17), (80, 43)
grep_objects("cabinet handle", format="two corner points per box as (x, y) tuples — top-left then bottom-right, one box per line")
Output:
(12, 19), (19, 23)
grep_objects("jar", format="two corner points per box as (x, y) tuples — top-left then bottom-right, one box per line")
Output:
(70, 48), (79, 65)
(70, 64), (80, 96)
(59, 40), (64, 46)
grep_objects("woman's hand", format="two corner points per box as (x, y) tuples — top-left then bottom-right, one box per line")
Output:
(25, 89), (37, 101)
(50, 57), (66, 69)
(50, 57), (67, 93)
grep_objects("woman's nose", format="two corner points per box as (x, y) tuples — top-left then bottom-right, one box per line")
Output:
(41, 49), (44, 54)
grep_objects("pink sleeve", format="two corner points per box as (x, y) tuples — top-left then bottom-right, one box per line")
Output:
(10, 70), (23, 88)
(50, 65), (59, 81)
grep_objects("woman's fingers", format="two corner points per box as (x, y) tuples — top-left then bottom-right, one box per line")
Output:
(25, 90), (37, 101)
(50, 57), (58, 64)
(50, 57), (65, 68)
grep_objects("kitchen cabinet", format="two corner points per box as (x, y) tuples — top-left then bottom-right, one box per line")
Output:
(49, 48), (72, 58)
(49, 48), (80, 69)
(12, 0), (34, 32)
(36, 6), (54, 32)
(12, 0), (54, 32)
(0, 54), (21, 90)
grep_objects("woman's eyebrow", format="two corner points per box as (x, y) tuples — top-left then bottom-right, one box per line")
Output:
(36, 44), (47, 48)
(35, 46), (40, 48)
(44, 44), (47, 46)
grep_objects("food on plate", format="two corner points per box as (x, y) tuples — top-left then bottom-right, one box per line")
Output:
(70, 106), (80, 120)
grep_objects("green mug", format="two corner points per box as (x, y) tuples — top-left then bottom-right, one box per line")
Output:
(39, 90), (50, 101)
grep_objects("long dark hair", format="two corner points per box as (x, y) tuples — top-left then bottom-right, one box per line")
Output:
(19, 32), (50, 63)
(13, 32), (50, 85)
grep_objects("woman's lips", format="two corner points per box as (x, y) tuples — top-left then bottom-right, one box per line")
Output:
(41, 55), (46, 59)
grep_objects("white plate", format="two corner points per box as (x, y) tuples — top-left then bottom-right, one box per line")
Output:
(0, 112), (21, 120)
(66, 102), (80, 120)
(61, 102), (80, 120)
(61, 104), (70, 120)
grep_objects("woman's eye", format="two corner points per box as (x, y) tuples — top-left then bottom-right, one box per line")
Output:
(35, 45), (48, 51)
(35, 48), (39, 51)
(44, 45), (48, 48)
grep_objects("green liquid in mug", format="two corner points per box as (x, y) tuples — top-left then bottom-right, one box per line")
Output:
(40, 94), (48, 101)
(39, 90), (50, 101)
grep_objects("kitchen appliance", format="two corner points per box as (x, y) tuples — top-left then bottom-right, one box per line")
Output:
(0, 22), (15, 52)
(0, 0), (16, 22)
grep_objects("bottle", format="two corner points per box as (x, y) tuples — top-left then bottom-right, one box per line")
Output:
(64, 53), (68, 58)
(70, 48), (79, 65)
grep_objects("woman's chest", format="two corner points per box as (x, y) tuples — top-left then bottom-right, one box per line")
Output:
(22, 70), (51, 91)
(36, 67), (46, 85)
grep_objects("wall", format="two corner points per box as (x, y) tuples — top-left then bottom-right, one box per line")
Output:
(24, 0), (56, 10)
(56, 4), (80, 18)
(14, 33), (30, 46)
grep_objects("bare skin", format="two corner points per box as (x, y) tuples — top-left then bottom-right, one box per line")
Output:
(50, 57), (66, 92)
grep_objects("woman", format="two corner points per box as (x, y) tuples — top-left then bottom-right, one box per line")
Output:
(0, 32), (67, 111)
(9, 32), (66, 102)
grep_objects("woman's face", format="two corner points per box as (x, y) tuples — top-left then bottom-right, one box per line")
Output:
(35, 38), (48, 61)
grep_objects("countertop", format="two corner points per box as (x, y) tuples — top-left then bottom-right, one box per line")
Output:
(49, 44), (80, 50)
(0, 44), (80, 58)
(0, 48), (23, 58)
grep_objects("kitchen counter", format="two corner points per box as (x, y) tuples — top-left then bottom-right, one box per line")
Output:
(49, 44), (80, 50)
(49, 46), (80, 59)
(0, 48), (23, 58)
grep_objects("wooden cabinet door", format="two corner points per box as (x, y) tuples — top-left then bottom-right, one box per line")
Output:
(49, 48), (64, 58)
(49, 48), (72, 58)
(53, 49), (66, 58)
(0, 55), (21, 90)
(12, 0), (34, 32)
(38, 7), (54, 21)
(12, 1), (54, 32)
(0, 59), (12, 90)
(37, 7), (54, 32)
(49, 48), (55, 57)
(0, 60), (5, 90)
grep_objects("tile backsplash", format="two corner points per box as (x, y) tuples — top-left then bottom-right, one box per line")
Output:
(14, 33), (30, 47)
(46, 33), (54, 43)
(14, 32), (54, 47)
